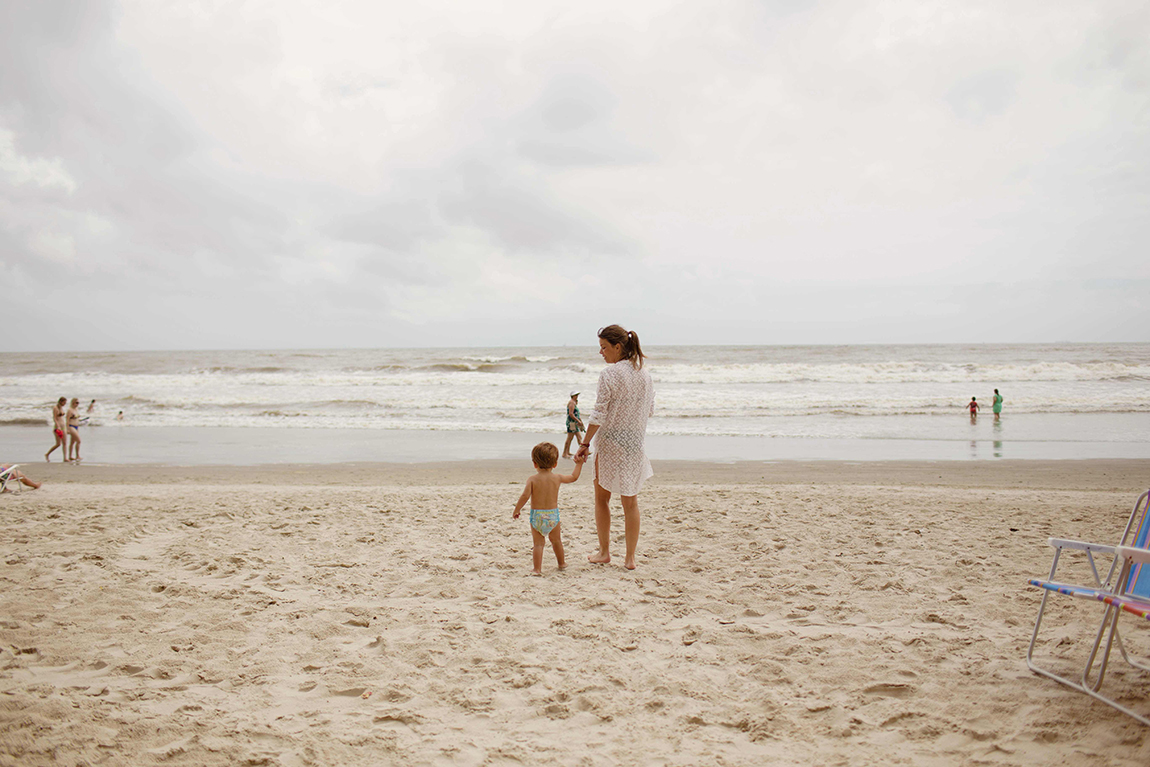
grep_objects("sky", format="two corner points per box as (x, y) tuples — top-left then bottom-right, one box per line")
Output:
(2, 0), (1149, 351)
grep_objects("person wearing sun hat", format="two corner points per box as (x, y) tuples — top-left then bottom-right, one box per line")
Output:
(562, 389), (585, 459)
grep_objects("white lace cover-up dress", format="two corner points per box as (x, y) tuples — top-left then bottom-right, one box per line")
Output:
(587, 360), (656, 496)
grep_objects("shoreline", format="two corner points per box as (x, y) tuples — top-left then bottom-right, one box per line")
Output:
(6, 423), (1150, 467)
(21, 457), (1150, 491)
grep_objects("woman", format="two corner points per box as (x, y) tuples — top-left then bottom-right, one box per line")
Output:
(66, 398), (82, 463)
(45, 397), (68, 462)
(562, 390), (585, 459)
(574, 325), (655, 570)
(1, 465), (41, 491)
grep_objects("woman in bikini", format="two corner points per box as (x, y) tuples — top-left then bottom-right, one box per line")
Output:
(66, 398), (83, 463)
(46, 397), (68, 462)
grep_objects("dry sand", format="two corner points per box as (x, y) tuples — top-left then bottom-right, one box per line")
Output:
(2, 459), (1150, 765)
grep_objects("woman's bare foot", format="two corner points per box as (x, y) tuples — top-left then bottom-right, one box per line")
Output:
(588, 552), (611, 564)
(624, 558), (637, 570)
(530, 570), (542, 576)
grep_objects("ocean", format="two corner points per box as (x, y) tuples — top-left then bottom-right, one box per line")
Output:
(2, 344), (1149, 464)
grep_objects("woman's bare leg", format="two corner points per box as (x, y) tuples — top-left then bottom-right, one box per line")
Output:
(46, 432), (64, 461)
(563, 432), (575, 458)
(621, 494), (640, 569)
(589, 468), (612, 563)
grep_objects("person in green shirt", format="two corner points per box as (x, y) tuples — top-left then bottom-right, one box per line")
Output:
(562, 391), (585, 459)
(992, 389), (1003, 421)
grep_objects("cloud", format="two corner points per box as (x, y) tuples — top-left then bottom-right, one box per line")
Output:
(1, 0), (1149, 350)
(0, 129), (79, 193)
(946, 69), (1020, 121)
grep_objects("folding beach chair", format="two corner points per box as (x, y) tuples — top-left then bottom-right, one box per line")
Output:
(0, 464), (22, 493)
(1027, 489), (1150, 725)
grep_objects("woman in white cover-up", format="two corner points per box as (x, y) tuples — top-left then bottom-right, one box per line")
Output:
(574, 325), (655, 570)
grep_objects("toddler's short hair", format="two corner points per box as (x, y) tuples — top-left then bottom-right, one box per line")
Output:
(532, 442), (559, 469)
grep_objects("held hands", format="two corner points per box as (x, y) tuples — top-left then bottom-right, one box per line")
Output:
(574, 444), (591, 464)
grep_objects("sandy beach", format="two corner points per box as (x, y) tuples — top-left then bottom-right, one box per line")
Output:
(3, 459), (1150, 765)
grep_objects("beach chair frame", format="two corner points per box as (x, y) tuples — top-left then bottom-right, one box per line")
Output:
(1026, 490), (1150, 726)
(0, 464), (22, 494)
(1078, 545), (1150, 725)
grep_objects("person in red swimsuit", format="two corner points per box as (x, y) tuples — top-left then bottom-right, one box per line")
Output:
(45, 397), (68, 462)
(968, 396), (980, 422)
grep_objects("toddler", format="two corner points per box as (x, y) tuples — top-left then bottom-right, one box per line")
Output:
(512, 442), (581, 575)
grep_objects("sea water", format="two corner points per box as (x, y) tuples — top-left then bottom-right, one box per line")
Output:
(2, 344), (1149, 464)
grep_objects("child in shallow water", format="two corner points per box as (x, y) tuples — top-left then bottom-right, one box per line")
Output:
(512, 442), (581, 575)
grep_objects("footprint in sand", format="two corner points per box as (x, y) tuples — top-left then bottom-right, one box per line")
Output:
(332, 686), (368, 697)
(862, 682), (915, 698)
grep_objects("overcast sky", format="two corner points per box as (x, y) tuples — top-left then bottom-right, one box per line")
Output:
(2, 1), (1149, 351)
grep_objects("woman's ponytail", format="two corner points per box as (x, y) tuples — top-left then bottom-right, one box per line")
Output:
(599, 325), (646, 369)
(627, 331), (645, 369)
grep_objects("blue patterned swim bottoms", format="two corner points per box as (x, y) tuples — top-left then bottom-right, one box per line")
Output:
(530, 508), (560, 536)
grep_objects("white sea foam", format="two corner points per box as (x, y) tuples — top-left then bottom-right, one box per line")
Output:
(2, 344), (1149, 443)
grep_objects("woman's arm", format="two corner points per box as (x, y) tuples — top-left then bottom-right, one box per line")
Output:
(575, 369), (612, 462)
(574, 425), (598, 463)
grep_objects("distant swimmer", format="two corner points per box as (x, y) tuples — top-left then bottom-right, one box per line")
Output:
(969, 396), (979, 422)
(992, 389), (1003, 421)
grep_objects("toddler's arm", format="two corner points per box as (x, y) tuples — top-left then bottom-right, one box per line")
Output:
(560, 461), (583, 484)
(512, 479), (532, 519)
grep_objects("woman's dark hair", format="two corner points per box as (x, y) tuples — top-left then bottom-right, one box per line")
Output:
(598, 324), (646, 369)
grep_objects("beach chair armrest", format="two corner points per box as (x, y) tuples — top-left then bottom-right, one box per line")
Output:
(1115, 546), (1150, 566)
(1047, 538), (1115, 555)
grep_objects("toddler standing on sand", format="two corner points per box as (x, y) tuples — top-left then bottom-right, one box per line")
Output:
(512, 442), (581, 575)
